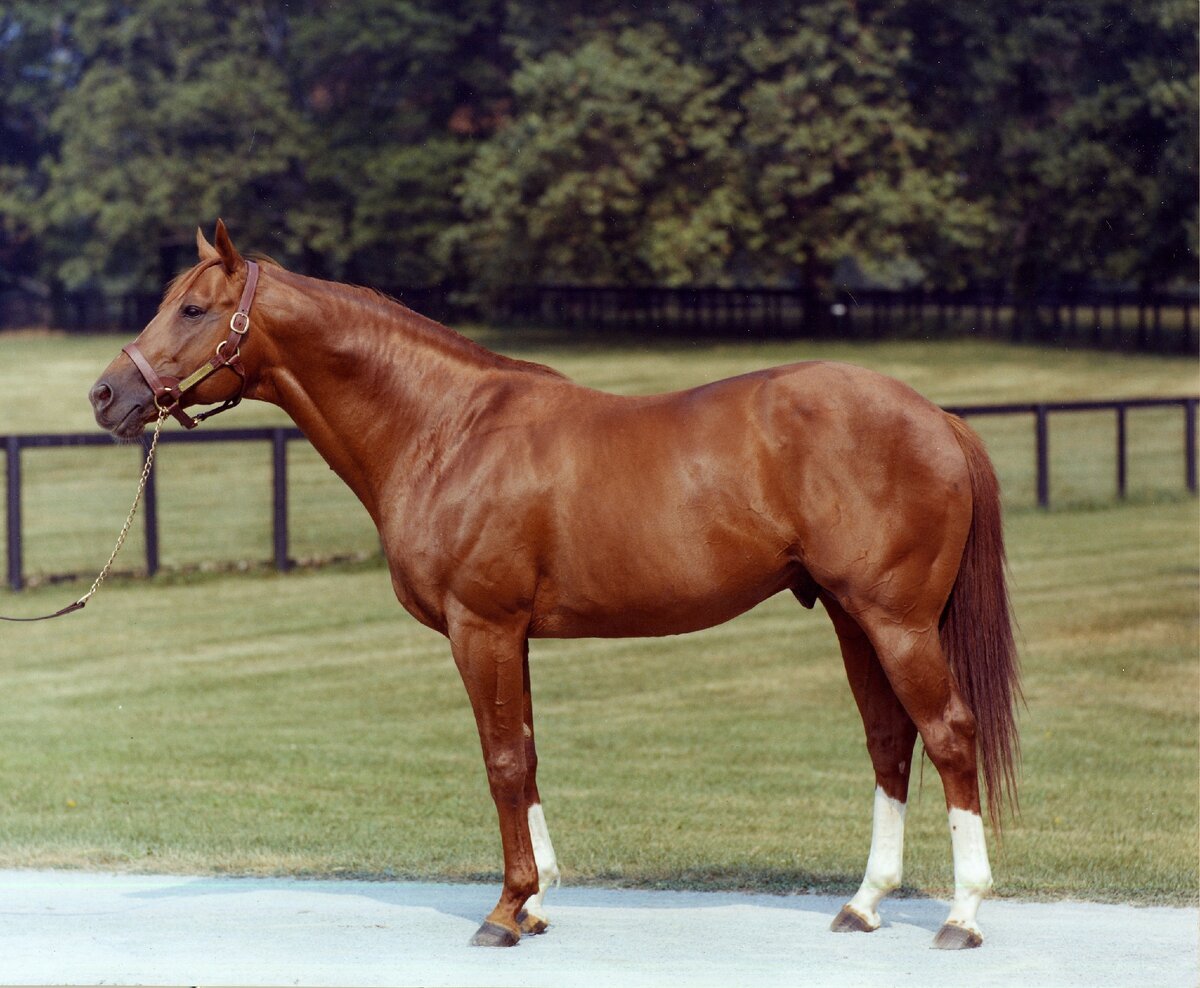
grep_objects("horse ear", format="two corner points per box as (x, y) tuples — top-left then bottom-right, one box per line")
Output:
(212, 218), (243, 274)
(196, 226), (218, 261)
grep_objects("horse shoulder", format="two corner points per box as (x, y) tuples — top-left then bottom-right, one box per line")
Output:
(381, 374), (597, 626)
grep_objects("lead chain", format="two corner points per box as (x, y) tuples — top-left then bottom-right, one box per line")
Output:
(74, 409), (168, 608)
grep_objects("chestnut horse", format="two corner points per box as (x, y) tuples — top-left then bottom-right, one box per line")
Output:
(90, 223), (1019, 950)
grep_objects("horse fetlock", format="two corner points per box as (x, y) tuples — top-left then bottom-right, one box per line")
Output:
(517, 906), (550, 936)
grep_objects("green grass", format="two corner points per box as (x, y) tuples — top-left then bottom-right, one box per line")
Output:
(0, 328), (1196, 904)
(0, 502), (1194, 904)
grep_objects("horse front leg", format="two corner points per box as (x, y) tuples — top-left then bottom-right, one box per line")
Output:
(516, 642), (560, 936)
(449, 615), (540, 947)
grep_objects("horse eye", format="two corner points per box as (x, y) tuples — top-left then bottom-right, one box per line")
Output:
(181, 304), (205, 319)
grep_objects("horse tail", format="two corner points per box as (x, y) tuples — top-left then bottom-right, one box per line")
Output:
(941, 414), (1022, 833)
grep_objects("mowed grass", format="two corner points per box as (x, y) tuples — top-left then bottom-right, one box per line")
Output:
(0, 327), (1196, 904)
(0, 502), (1194, 904)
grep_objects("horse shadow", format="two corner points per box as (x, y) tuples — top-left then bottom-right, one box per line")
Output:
(127, 872), (947, 934)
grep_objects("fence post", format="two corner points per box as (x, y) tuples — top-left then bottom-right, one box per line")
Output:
(1115, 404), (1127, 500)
(142, 440), (159, 577)
(1186, 399), (1197, 496)
(1035, 405), (1050, 509)
(5, 437), (21, 591)
(272, 429), (291, 572)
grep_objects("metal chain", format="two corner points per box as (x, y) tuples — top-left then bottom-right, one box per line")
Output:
(1, 409), (168, 623)
(74, 409), (168, 608)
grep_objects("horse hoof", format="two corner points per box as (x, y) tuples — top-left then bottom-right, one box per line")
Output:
(933, 923), (983, 950)
(517, 909), (549, 936)
(830, 906), (877, 933)
(470, 921), (520, 947)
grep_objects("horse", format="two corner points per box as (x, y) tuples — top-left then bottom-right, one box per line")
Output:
(89, 221), (1020, 950)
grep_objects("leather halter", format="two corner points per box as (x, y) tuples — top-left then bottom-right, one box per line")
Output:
(122, 260), (260, 429)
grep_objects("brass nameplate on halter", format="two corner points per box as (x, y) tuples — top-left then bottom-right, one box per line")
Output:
(178, 363), (218, 394)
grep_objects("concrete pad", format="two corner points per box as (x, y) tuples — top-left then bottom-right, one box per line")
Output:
(0, 870), (1194, 987)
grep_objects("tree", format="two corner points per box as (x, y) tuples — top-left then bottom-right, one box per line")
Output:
(2, 1), (1193, 301)
(452, 3), (989, 292)
(0, 3), (64, 288)
(18, 0), (512, 294)
(733, 6), (990, 292)
(280, 0), (510, 287)
(894, 0), (1198, 291)
(450, 26), (741, 287)
(32, 1), (308, 292)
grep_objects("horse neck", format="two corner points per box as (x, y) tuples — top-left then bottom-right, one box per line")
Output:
(250, 272), (499, 521)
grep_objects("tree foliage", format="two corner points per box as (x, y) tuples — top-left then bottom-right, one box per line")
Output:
(451, 27), (740, 287)
(454, 6), (991, 290)
(897, 0), (1198, 290)
(0, 0), (1194, 297)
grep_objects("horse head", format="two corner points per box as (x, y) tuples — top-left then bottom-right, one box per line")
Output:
(90, 219), (260, 438)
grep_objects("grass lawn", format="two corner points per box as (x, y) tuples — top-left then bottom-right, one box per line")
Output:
(0, 501), (1194, 905)
(0, 328), (1196, 904)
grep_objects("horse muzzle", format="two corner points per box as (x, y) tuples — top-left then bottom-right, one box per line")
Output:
(89, 365), (156, 440)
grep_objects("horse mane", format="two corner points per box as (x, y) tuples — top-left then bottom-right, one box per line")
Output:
(278, 267), (567, 380)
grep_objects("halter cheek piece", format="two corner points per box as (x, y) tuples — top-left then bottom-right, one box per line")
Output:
(121, 260), (260, 429)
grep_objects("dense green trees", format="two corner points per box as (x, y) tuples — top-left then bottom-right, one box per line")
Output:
(0, 1), (1194, 298)
(896, 0), (1199, 291)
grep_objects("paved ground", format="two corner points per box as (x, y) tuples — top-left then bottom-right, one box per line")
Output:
(0, 870), (1195, 987)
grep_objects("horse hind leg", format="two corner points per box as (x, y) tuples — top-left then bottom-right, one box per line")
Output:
(822, 593), (918, 934)
(858, 608), (994, 949)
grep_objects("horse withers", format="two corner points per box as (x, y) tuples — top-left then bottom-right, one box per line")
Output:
(90, 222), (1020, 950)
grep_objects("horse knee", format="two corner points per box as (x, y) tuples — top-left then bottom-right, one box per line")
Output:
(484, 746), (527, 803)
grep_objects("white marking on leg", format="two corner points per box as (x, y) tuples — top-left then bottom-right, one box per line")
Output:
(523, 803), (560, 921)
(945, 807), (993, 936)
(844, 787), (907, 929)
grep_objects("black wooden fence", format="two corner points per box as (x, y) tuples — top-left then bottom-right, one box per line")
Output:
(4, 425), (300, 592)
(3, 396), (1197, 591)
(497, 286), (1199, 354)
(3, 284), (1197, 355)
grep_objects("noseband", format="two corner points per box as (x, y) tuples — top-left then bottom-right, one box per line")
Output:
(121, 260), (260, 429)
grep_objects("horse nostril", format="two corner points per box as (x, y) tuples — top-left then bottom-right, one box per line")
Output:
(90, 382), (113, 409)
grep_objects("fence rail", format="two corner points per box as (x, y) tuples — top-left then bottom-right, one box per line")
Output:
(2, 397), (1197, 591)
(4, 425), (302, 592)
(498, 286), (1200, 354)
(4, 284), (1198, 354)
